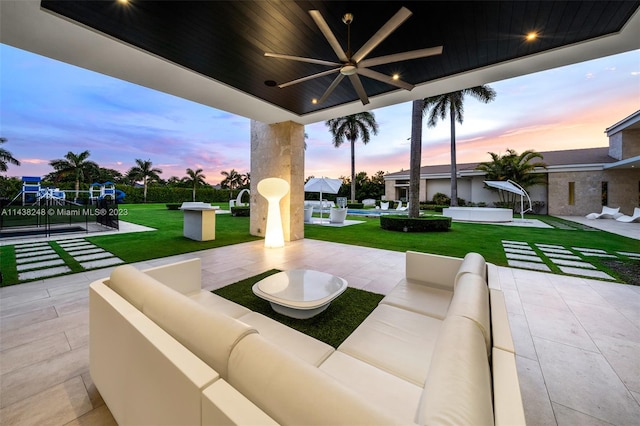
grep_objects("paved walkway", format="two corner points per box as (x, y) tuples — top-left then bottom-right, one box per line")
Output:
(1, 238), (639, 425)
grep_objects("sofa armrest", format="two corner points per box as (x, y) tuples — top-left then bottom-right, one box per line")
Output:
(202, 379), (279, 426)
(143, 258), (201, 294)
(406, 251), (462, 290)
(490, 289), (515, 353)
(492, 348), (526, 425)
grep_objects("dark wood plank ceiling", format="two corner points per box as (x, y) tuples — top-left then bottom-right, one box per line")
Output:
(40, 1), (639, 116)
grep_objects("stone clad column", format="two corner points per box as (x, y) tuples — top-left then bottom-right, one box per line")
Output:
(250, 120), (305, 242)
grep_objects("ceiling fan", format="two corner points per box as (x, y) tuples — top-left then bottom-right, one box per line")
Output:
(264, 6), (443, 106)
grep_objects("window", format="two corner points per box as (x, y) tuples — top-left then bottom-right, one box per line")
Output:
(568, 182), (575, 205)
(601, 181), (608, 206)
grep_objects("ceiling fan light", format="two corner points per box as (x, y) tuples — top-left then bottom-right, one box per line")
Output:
(340, 65), (357, 75)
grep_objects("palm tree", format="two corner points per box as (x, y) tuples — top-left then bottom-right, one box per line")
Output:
(49, 150), (99, 201)
(325, 112), (379, 202)
(220, 169), (244, 196)
(184, 168), (207, 201)
(408, 100), (424, 218)
(423, 85), (496, 206)
(127, 159), (162, 203)
(476, 148), (546, 207)
(0, 137), (21, 172)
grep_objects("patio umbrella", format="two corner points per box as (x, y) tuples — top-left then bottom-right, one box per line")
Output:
(304, 177), (342, 222)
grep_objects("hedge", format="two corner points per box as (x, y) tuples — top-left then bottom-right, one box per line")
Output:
(380, 215), (451, 232)
(231, 206), (250, 217)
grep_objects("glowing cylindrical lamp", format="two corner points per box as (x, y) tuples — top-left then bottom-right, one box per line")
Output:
(257, 178), (289, 248)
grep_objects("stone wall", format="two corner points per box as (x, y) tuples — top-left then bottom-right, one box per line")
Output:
(548, 169), (640, 216)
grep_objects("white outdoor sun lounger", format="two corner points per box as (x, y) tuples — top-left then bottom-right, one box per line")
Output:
(616, 207), (640, 223)
(585, 206), (621, 220)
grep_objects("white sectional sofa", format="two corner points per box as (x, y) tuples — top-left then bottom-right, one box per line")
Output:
(89, 252), (525, 425)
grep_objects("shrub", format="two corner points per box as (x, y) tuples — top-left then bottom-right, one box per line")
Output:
(380, 215), (451, 232)
(346, 203), (364, 209)
(432, 192), (451, 205)
(166, 203), (181, 210)
(231, 206), (250, 217)
(433, 205), (448, 213)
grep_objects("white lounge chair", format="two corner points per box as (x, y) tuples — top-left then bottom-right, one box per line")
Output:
(397, 203), (409, 211)
(616, 207), (640, 223)
(585, 206), (621, 220)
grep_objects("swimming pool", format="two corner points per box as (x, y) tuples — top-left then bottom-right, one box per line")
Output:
(346, 209), (404, 217)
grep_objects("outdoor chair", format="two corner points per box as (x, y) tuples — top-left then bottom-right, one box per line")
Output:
(616, 207), (640, 223)
(585, 206), (622, 219)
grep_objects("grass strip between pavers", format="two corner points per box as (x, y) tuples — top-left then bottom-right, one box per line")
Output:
(213, 270), (383, 348)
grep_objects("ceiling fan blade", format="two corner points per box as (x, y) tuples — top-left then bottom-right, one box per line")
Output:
(278, 68), (341, 88)
(264, 52), (341, 67)
(318, 74), (345, 104)
(352, 6), (412, 63)
(358, 68), (414, 91)
(359, 46), (443, 68)
(348, 74), (370, 105)
(309, 10), (349, 63)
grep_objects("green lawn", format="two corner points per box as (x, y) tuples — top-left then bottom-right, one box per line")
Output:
(1, 204), (638, 286)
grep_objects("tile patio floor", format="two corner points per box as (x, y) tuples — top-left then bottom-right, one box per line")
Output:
(1, 224), (639, 424)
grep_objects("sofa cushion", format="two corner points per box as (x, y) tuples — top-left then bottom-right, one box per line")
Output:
(416, 315), (494, 426)
(337, 304), (443, 386)
(188, 291), (252, 318)
(490, 288), (515, 353)
(379, 278), (453, 319)
(454, 252), (487, 287)
(228, 333), (397, 425)
(108, 264), (161, 310)
(237, 312), (334, 366)
(142, 277), (257, 379)
(319, 351), (422, 424)
(447, 273), (491, 353)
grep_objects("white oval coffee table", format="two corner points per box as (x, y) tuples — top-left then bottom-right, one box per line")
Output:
(252, 270), (348, 319)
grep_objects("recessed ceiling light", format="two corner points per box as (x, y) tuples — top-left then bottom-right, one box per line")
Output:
(392, 74), (400, 80)
(117, 0), (129, 4)
(264, 80), (277, 87)
(311, 98), (318, 104)
(526, 32), (538, 41)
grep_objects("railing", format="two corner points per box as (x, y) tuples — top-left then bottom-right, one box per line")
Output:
(0, 198), (119, 239)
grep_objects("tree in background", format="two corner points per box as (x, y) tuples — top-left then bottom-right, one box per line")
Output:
(220, 169), (245, 197)
(127, 159), (163, 203)
(49, 150), (99, 201)
(476, 148), (546, 207)
(325, 112), (379, 202)
(183, 168), (207, 201)
(0, 137), (21, 173)
(422, 85), (496, 207)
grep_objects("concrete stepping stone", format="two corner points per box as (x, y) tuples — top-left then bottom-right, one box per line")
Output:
(538, 247), (573, 255)
(543, 253), (581, 260)
(505, 253), (543, 262)
(80, 257), (123, 269)
(502, 240), (529, 245)
(617, 251), (640, 258)
(18, 266), (71, 281)
(15, 249), (56, 258)
(16, 253), (60, 264)
(59, 243), (94, 250)
(507, 260), (551, 272)
(16, 259), (65, 271)
(72, 252), (114, 262)
(57, 240), (90, 248)
(13, 241), (49, 248)
(557, 266), (615, 280)
(66, 247), (105, 256)
(550, 258), (596, 269)
(504, 248), (537, 255)
(580, 252), (617, 258)
(535, 243), (566, 249)
(14, 246), (54, 254)
(572, 247), (607, 253)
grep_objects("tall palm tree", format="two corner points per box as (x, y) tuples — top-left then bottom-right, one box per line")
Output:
(408, 100), (424, 218)
(325, 112), (379, 202)
(476, 148), (546, 206)
(220, 169), (244, 196)
(128, 159), (162, 203)
(423, 85), (496, 206)
(49, 150), (98, 201)
(0, 137), (21, 172)
(184, 168), (207, 201)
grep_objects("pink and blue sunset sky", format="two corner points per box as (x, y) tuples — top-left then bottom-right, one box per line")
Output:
(1, 44), (639, 185)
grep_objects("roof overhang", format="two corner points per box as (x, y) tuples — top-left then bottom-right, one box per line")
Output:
(603, 156), (640, 169)
(1, 1), (639, 125)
